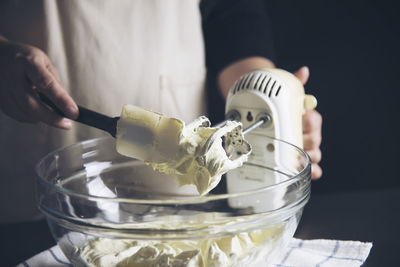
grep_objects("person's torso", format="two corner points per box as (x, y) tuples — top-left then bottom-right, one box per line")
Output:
(0, 0), (206, 223)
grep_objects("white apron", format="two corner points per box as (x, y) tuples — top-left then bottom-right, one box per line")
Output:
(0, 0), (206, 223)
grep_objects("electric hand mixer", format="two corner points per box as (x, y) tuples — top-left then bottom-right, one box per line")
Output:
(219, 68), (317, 210)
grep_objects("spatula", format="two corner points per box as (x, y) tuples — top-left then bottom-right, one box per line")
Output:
(38, 92), (119, 137)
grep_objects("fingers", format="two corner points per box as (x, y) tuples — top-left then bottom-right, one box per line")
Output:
(311, 163), (322, 180)
(303, 109), (322, 134)
(8, 78), (73, 129)
(47, 63), (62, 83)
(306, 148), (322, 164)
(23, 55), (78, 119)
(302, 109), (323, 179)
(306, 146), (322, 180)
(34, 99), (73, 129)
(303, 111), (322, 149)
(294, 67), (323, 180)
(25, 91), (73, 129)
(294, 66), (310, 85)
(1, 88), (68, 128)
(303, 132), (322, 150)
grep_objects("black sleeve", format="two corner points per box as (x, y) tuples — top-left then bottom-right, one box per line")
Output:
(200, 0), (276, 76)
(200, 0), (275, 127)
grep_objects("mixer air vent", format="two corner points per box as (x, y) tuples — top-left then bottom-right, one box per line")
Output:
(232, 71), (283, 97)
(275, 85), (282, 96)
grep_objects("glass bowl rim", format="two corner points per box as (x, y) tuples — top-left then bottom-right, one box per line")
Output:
(35, 136), (311, 205)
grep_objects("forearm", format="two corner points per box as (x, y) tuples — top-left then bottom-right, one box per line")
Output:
(201, 0), (276, 95)
(218, 56), (275, 99)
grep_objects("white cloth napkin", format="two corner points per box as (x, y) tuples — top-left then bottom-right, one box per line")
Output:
(17, 238), (372, 267)
(270, 239), (372, 267)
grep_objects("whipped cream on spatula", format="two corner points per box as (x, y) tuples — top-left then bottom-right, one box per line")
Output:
(115, 105), (251, 195)
(38, 94), (251, 194)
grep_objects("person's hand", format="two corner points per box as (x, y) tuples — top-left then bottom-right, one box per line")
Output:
(0, 39), (78, 129)
(294, 66), (323, 179)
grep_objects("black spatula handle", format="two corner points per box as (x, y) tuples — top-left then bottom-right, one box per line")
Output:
(38, 93), (119, 137)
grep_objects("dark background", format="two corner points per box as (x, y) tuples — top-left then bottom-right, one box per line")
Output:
(264, 0), (400, 266)
(266, 0), (400, 193)
(2, 0), (400, 266)
(206, 0), (400, 266)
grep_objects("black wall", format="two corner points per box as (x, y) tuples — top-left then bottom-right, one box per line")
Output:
(267, 0), (400, 193)
(207, 0), (400, 194)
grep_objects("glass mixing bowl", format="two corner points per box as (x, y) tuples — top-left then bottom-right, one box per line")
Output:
(36, 136), (310, 267)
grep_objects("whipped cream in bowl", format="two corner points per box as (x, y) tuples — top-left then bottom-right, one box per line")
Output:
(36, 133), (311, 266)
